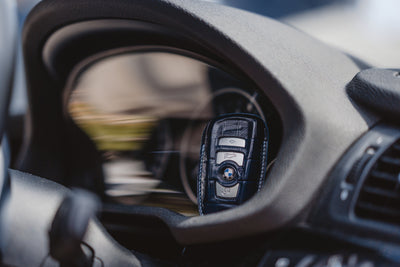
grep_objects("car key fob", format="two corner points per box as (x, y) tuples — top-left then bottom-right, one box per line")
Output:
(197, 113), (269, 215)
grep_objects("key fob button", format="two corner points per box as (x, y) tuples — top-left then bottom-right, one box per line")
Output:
(216, 151), (244, 166)
(216, 182), (240, 198)
(218, 137), (246, 147)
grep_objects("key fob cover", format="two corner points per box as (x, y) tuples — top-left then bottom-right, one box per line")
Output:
(197, 113), (269, 215)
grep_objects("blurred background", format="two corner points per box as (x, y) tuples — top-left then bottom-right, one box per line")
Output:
(9, 0), (400, 214)
(13, 0), (400, 116)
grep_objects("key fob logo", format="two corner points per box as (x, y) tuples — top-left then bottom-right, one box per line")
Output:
(223, 167), (235, 180)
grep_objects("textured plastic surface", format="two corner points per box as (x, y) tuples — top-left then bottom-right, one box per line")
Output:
(198, 114), (268, 214)
(20, 0), (379, 244)
(348, 68), (400, 118)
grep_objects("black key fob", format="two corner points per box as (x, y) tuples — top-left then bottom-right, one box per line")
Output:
(197, 113), (269, 215)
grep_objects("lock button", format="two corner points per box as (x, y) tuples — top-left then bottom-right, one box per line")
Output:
(218, 137), (246, 147)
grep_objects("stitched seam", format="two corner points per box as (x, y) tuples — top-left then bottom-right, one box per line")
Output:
(198, 144), (206, 215)
(258, 140), (267, 191)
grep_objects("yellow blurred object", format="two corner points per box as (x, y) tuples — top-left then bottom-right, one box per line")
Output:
(68, 101), (157, 151)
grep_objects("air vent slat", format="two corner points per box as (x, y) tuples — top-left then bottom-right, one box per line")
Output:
(379, 156), (400, 167)
(369, 170), (397, 183)
(392, 143), (400, 152)
(355, 140), (400, 227)
(356, 202), (400, 218)
(362, 185), (400, 200)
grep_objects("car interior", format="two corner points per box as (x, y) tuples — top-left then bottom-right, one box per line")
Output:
(1, 0), (400, 266)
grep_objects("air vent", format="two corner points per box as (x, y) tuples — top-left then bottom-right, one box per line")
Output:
(355, 140), (400, 226)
